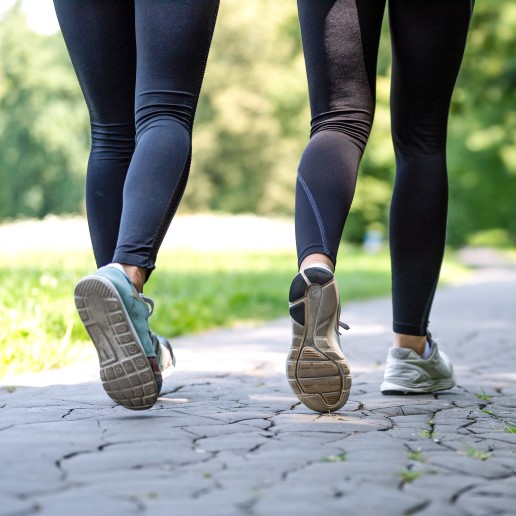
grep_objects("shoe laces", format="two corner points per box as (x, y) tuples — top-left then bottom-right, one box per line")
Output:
(338, 321), (350, 334)
(139, 293), (176, 372)
(149, 331), (159, 352)
(337, 301), (350, 333)
(150, 332), (176, 370)
(139, 293), (155, 316)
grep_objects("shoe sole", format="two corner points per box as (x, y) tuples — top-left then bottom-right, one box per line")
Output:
(74, 276), (158, 410)
(380, 378), (456, 395)
(287, 269), (351, 412)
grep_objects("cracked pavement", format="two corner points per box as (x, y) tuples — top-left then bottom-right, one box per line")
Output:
(1, 266), (515, 516)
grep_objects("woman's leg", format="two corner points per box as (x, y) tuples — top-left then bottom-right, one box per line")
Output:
(113, 0), (219, 283)
(55, 1), (219, 287)
(389, 0), (473, 341)
(55, 0), (219, 410)
(53, 0), (136, 269)
(288, 0), (386, 413)
(295, 0), (385, 268)
(381, 0), (473, 396)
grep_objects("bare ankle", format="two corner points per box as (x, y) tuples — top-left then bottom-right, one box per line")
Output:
(393, 333), (426, 355)
(116, 263), (146, 293)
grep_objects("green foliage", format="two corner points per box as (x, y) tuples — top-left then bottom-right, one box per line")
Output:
(1, 238), (471, 380)
(0, 245), (397, 378)
(346, 32), (393, 243)
(0, 252), (93, 378)
(0, 3), (89, 219)
(447, 1), (516, 245)
(186, 1), (307, 215)
(467, 229), (515, 248)
(0, 1), (513, 245)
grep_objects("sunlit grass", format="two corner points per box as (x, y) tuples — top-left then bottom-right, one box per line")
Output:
(0, 246), (468, 379)
(502, 249), (516, 264)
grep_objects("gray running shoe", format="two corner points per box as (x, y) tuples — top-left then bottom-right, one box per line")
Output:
(74, 266), (175, 410)
(287, 267), (351, 412)
(381, 335), (456, 395)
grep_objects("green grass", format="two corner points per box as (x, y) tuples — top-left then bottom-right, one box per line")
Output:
(475, 390), (495, 401)
(398, 468), (426, 483)
(418, 430), (431, 438)
(322, 453), (347, 463)
(0, 246), (468, 379)
(463, 447), (493, 461)
(408, 451), (426, 463)
(478, 406), (516, 434)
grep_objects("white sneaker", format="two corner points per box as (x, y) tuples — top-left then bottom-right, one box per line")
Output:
(381, 335), (456, 394)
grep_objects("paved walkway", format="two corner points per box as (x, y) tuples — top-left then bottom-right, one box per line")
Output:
(1, 266), (516, 516)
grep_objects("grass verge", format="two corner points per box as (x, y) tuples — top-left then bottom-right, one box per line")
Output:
(0, 246), (468, 378)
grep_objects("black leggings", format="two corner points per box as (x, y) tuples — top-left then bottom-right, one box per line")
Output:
(296, 0), (473, 336)
(53, 0), (219, 273)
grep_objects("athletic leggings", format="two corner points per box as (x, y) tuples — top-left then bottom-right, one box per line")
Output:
(53, 0), (219, 274)
(296, 0), (473, 336)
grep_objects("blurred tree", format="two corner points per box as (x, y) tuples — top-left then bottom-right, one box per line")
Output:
(447, 1), (516, 245)
(0, 1), (513, 247)
(0, 2), (89, 219)
(346, 1), (516, 245)
(344, 18), (394, 243)
(186, 1), (308, 215)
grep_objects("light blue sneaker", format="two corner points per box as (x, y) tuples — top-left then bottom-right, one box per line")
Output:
(74, 266), (174, 410)
(381, 335), (456, 395)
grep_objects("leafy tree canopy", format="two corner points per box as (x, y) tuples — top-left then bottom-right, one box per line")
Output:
(0, 1), (514, 245)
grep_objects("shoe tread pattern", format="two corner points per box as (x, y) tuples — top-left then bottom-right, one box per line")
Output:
(287, 271), (351, 413)
(74, 276), (158, 410)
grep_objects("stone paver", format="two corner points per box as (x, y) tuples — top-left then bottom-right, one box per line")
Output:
(1, 266), (516, 515)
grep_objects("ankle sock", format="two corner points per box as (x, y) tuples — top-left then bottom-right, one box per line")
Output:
(303, 262), (333, 275)
(107, 263), (126, 275)
(421, 339), (432, 359)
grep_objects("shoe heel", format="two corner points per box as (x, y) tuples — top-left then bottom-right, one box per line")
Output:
(287, 272), (351, 413)
(74, 276), (158, 410)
